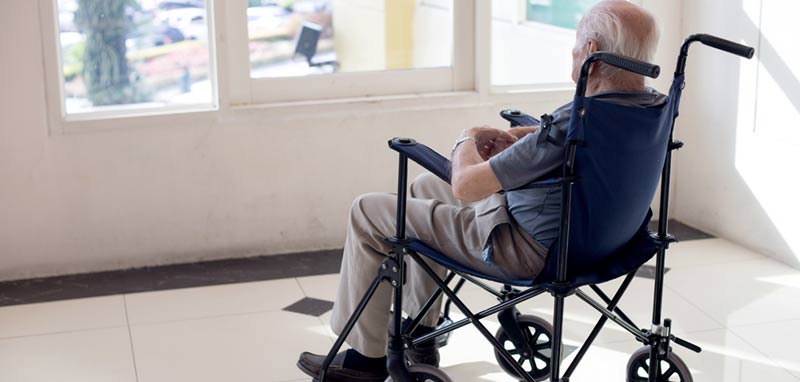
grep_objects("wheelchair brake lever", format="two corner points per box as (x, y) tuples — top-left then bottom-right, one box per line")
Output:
(670, 334), (702, 353)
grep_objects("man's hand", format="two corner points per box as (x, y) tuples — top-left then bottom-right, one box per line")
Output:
(449, 127), (511, 202)
(466, 126), (518, 160)
(507, 126), (540, 141)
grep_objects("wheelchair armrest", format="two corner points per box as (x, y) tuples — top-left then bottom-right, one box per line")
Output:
(388, 138), (451, 184)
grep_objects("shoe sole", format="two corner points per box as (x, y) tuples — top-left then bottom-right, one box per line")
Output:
(298, 360), (386, 382)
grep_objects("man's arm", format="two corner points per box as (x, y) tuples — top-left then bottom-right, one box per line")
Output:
(451, 127), (515, 202)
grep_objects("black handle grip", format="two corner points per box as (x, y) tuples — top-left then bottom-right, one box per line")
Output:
(500, 109), (540, 127)
(671, 335), (703, 353)
(592, 52), (661, 78)
(697, 34), (755, 58)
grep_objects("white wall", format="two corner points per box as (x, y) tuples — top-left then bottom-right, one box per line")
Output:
(674, 0), (800, 267)
(0, 0), (683, 281)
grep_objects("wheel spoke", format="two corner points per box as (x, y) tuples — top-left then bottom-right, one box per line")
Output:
(637, 357), (649, 372)
(532, 358), (545, 372)
(530, 328), (543, 344)
(659, 365), (677, 382)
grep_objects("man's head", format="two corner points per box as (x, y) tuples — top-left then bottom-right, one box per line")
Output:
(571, 0), (660, 91)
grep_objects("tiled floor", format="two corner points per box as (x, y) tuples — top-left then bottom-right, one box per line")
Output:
(1, 238), (799, 381)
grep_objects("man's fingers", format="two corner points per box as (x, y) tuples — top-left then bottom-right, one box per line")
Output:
(498, 130), (519, 142)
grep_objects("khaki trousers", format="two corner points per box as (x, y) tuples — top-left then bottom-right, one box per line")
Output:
(330, 173), (548, 357)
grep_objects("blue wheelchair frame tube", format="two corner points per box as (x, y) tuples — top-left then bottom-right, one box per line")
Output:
(387, 152), (414, 382)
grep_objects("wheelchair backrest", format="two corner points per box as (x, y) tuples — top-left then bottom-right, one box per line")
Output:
(540, 78), (684, 283)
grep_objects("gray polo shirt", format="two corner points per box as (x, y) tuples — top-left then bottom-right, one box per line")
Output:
(488, 88), (667, 248)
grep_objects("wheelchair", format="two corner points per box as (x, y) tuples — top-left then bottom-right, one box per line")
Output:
(317, 34), (755, 382)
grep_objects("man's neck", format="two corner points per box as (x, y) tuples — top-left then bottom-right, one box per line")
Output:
(586, 79), (645, 96)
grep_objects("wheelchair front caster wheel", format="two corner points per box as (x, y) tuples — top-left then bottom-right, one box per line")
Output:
(384, 364), (453, 382)
(494, 314), (557, 382)
(626, 346), (693, 382)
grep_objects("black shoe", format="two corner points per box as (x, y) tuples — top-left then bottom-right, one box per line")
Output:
(406, 344), (440, 367)
(297, 351), (388, 382)
(397, 318), (441, 367)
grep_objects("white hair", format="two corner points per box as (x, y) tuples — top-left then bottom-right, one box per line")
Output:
(577, 1), (660, 82)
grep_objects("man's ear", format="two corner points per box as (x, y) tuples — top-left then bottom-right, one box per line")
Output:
(586, 40), (599, 75)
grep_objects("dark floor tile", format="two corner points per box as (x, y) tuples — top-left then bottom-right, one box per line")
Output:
(635, 264), (671, 279)
(283, 297), (335, 317)
(0, 220), (711, 308)
(0, 249), (343, 307)
(648, 219), (714, 241)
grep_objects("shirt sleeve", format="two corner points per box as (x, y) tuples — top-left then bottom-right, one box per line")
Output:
(488, 129), (564, 191)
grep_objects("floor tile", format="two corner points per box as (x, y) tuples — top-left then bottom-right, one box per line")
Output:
(728, 319), (800, 379)
(130, 310), (333, 382)
(451, 275), (721, 346)
(0, 327), (137, 382)
(666, 257), (800, 327)
(125, 278), (305, 325)
(283, 297), (334, 317)
(296, 274), (340, 302)
(0, 295), (127, 338)
(646, 238), (762, 269)
(566, 329), (799, 382)
(318, 310), (337, 342)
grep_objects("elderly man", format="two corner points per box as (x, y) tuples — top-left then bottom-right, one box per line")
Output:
(297, 1), (663, 380)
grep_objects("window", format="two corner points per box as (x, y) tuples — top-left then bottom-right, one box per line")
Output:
(247, 0), (453, 79)
(54, 0), (217, 118)
(491, 0), (601, 88)
(42, 0), (622, 126)
(230, 0), (469, 104)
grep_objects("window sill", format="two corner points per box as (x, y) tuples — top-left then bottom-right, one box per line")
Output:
(229, 87), (574, 117)
(62, 103), (219, 123)
(49, 87), (576, 136)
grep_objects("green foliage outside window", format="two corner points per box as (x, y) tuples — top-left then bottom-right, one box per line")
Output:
(526, 0), (602, 30)
(74, 0), (147, 106)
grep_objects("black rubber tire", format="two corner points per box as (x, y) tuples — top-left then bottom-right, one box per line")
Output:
(384, 364), (453, 382)
(494, 315), (557, 382)
(626, 346), (693, 382)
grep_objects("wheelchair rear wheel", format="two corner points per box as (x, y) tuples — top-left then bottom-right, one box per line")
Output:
(494, 315), (556, 382)
(626, 346), (693, 382)
(384, 364), (452, 382)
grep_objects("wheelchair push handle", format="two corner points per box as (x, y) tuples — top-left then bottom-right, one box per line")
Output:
(591, 52), (661, 79)
(676, 34), (755, 76)
(576, 52), (660, 96)
(695, 34), (755, 59)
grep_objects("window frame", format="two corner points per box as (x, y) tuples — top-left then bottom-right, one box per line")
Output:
(38, 0), (221, 128)
(36, 0), (649, 133)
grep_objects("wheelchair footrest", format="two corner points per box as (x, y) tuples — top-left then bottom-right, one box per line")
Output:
(434, 317), (454, 348)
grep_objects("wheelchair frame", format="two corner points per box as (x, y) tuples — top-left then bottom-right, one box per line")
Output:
(318, 34), (754, 382)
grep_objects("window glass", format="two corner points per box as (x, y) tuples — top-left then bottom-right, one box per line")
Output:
(248, 0), (453, 79)
(57, 0), (214, 115)
(492, 0), (601, 87)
